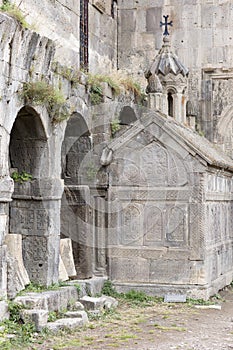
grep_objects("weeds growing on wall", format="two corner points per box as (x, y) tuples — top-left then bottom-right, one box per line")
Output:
(0, 0), (30, 29)
(56, 66), (82, 87)
(110, 118), (121, 135)
(11, 171), (32, 183)
(20, 81), (70, 122)
(87, 73), (145, 105)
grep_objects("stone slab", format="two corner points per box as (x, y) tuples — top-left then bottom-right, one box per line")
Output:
(164, 294), (187, 303)
(14, 286), (79, 312)
(79, 295), (118, 311)
(5, 234), (30, 286)
(64, 310), (88, 322)
(47, 316), (88, 332)
(60, 238), (76, 278)
(58, 255), (69, 282)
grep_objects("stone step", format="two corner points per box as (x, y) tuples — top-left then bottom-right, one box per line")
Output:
(64, 310), (88, 320)
(14, 286), (79, 312)
(79, 295), (118, 311)
(67, 277), (107, 297)
(47, 313), (88, 332)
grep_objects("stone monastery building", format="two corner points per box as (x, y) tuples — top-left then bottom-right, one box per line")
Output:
(0, 0), (233, 300)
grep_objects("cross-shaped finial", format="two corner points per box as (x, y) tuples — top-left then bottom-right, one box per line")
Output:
(160, 15), (173, 36)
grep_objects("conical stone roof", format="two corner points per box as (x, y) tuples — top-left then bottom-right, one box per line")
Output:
(149, 37), (189, 77)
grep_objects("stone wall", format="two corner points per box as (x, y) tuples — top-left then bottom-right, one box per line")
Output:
(10, 0), (117, 73)
(105, 111), (233, 299)
(204, 172), (233, 294)
(117, 0), (233, 142)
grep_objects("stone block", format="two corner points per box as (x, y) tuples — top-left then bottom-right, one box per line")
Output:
(109, 258), (150, 283)
(79, 296), (105, 311)
(14, 286), (79, 312)
(79, 295), (118, 311)
(14, 293), (48, 310)
(60, 238), (76, 278)
(64, 310), (88, 323)
(146, 7), (162, 33)
(68, 301), (85, 311)
(58, 255), (69, 282)
(20, 309), (48, 332)
(47, 316), (88, 332)
(99, 296), (118, 310)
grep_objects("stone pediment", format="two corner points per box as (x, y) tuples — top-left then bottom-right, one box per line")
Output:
(101, 110), (233, 172)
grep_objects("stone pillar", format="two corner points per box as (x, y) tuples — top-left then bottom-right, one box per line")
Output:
(94, 196), (107, 276)
(0, 177), (14, 297)
(61, 185), (93, 279)
(148, 93), (163, 112)
(9, 178), (63, 286)
(174, 90), (187, 124)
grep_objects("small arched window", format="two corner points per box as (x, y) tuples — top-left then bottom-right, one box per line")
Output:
(168, 92), (174, 117)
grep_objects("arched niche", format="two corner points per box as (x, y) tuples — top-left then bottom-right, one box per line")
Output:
(9, 106), (47, 177)
(61, 112), (91, 184)
(119, 106), (137, 126)
(167, 88), (177, 118)
(9, 106), (59, 287)
(168, 92), (174, 117)
(61, 113), (93, 279)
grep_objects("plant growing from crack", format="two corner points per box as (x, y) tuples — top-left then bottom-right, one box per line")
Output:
(0, 0), (30, 29)
(110, 118), (121, 136)
(20, 81), (70, 122)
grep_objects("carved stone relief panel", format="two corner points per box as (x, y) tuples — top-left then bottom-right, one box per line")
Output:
(112, 140), (188, 187)
(202, 69), (233, 145)
(166, 206), (186, 243)
(121, 203), (143, 245)
(143, 204), (187, 247)
(143, 206), (163, 245)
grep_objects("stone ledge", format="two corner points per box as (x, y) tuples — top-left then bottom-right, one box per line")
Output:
(14, 286), (79, 311)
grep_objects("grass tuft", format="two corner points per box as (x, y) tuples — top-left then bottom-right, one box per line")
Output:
(0, 1), (30, 28)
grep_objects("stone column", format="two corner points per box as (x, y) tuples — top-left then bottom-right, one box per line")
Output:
(94, 196), (107, 276)
(61, 185), (93, 279)
(9, 178), (63, 286)
(0, 177), (14, 297)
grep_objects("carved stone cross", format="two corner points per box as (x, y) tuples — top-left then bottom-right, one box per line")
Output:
(160, 15), (173, 36)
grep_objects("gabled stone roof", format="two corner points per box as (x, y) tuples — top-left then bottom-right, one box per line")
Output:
(148, 37), (189, 77)
(101, 110), (233, 172)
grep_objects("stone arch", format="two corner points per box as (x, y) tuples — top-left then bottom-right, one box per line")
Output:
(167, 91), (174, 117)
(61, 112), (91, 181)
(119, 106), (137, 126)
(61, 112), (93, 279)
(9, 106), (48, 177)
(8, 106), (60, 288)
(166, 88), (177, 118)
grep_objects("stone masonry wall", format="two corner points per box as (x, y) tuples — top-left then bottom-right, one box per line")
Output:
(10, 0), (118, 73)
(204, 172), (233, 294)
(117, 0), (233, 141)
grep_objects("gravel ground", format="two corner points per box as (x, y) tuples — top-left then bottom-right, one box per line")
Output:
(29, 286), (233, 350)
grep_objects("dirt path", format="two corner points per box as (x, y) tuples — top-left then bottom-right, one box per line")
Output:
(31, 287), (233, 350)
